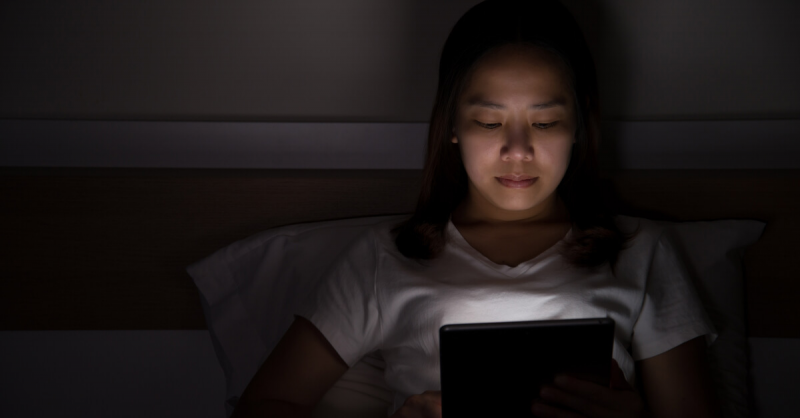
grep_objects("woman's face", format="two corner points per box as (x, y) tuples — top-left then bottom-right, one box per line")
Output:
(452, 44), (577, 222)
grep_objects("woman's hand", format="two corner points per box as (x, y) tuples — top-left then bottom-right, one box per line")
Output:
(390, 390), (442, 418)
(531, 360), (645, 418)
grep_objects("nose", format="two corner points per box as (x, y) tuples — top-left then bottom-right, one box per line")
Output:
(500, 125), (533, 162)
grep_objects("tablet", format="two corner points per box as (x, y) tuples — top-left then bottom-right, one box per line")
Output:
(439, 317), (615, 417)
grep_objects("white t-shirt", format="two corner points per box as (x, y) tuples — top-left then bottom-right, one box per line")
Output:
(298, 216), (715, 414)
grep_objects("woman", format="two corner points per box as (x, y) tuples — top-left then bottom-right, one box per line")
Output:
(232, 1), (720, 416)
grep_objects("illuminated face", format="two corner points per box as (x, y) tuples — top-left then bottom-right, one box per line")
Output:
(452, 44), (577, 221)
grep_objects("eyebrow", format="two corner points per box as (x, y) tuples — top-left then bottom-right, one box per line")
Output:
(465, 97), (567, 110)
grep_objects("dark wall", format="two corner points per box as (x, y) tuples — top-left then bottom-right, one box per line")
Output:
(2, 0), (798, 122)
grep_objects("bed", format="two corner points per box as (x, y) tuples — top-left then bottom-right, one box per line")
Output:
(1, 121), (799, 417)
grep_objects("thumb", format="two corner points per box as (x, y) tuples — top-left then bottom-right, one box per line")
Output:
(609, 358), (631, 390)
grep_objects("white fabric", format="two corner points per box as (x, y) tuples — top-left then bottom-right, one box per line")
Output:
(662, 219), (764, 418)
(188, 215), (405, 417)
(298, 216), (717, 415)
(188, 214), (763, 418)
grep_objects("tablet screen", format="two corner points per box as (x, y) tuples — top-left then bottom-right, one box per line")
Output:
(439, 317), (614, 417)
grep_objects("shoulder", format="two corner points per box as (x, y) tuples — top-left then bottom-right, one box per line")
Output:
(330, 215), (408, 252)
(613, 215), (675, 273)
(614, 215), (663, 240)
(614, 215), (672, 252)
(322, 216), (416, 271)
(345, 216), (436, 280)
(362, 215), (414, 257)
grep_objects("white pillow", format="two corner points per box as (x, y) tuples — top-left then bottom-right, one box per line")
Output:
(188, 215), (405, 417)
(658, 219), (765, 418)
(188, 216), (764, 418)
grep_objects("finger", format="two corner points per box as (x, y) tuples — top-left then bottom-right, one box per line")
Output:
(422, 390), (442, 406)
(609, 359), (632, 390)
(552, 374), (635, 413)
(398, 393), (442, 418)
(531, 398), (587, 418)
(401, 393), (433, 410)
(552, 374), (608, 404)
(538, 385), (602, 417)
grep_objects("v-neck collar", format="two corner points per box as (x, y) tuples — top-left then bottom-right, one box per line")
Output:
(446, 219), (572, 279)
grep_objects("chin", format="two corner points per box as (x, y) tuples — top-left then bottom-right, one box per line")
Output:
(491, 197), (544, 213)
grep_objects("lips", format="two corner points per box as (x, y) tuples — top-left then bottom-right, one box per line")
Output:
(496, 175), (537, 188)
(498, 174), (534, 181)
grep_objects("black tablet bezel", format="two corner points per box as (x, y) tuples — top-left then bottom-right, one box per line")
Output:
(439, 317), (615, 417)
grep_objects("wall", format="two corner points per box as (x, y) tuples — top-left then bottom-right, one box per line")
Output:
(2, 0), (799, 121)
(2, 1), (799, 417)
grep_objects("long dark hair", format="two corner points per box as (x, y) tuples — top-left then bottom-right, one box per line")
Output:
(394, 0), (626, 268)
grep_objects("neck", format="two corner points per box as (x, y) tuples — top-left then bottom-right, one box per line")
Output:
(452, 192), (569, 226)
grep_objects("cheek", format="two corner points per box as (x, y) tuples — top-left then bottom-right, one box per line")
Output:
(537, 138), (574, 174)
(459, 140), (498, 181)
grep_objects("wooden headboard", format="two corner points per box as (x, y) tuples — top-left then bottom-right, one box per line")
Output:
(2, 168), (798, 338)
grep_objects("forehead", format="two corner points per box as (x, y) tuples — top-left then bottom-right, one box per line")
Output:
(461, 44), (573, 104)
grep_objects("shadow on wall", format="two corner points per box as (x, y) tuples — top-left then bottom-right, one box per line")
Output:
(562, 0), (632, 120)
(561, 0), (630, 171)
(397, 1), (483, 120)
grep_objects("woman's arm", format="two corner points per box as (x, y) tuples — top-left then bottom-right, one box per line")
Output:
(531, 336), (720, 418)
(230, 316), (349, 418)
(637, 336), (721, 418)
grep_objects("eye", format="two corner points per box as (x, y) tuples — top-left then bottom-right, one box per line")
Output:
(475, 121), (501, 130)
(533, 122), (557, 129)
